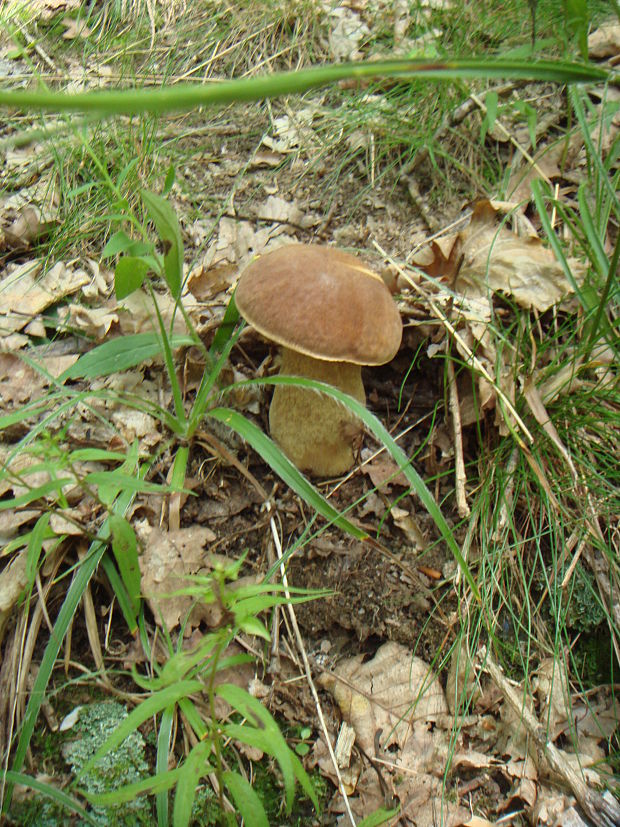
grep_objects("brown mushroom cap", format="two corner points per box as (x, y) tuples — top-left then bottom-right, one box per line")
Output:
(235, 244), (402, 365)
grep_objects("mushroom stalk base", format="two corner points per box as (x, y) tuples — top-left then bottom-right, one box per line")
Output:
(269, 349), (365, 478)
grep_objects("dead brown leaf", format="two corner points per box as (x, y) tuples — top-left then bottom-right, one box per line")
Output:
(588, 23), (620, 60)
(318, 641), (447, 762)
(137, 526), (217, 631)
(1, 260), (90, 334)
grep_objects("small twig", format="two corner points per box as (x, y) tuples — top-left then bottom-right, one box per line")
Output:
(446, 354), (470, 520)
(481, 646), (620, 827)
(268, 508), (357, 827)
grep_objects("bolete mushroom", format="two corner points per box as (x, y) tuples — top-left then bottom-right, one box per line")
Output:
(235, 244), (402, 477)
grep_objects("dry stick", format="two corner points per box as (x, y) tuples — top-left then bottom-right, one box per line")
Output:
(268, 509), (357, 827)
(446, 355), (470, 519)
(481, 646), (620, 827)
(374, 240), (534, 444)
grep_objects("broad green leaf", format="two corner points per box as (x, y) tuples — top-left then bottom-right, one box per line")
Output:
(173, 741), (213, 827)
(59, 332), (194, 381)
(222, 771), (269, 827)
(217, 684), (295, 811)
(0, 478), (73, 511)
(81, 767), (183, 806)
(163, 164), (175, 195)
(209, 292), (240, 357)
(102, 230), (153, 259)
(358, 807), (401, 826)
(84, 471), (178, 496)
(141, 189), (183, 299)
(109, 514), (142, 615)
(237, 615), (270, 640)
(69, 448), (128, 462)
(115, 255), (152, 299)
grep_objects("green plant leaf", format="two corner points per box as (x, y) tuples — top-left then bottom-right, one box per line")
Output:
(25, 512), (51, 587)
(115, 255), (153, 299)
(358, 807), (401, 826)
(59, 332), (194, 380)
(77, 680), (204, 781)
(222, 771), (269, 827)
(81, 767), (183, 806)
(102, 230), (153, 259)
(173, 741), (213, 827)
(217, 684), (296, 811)
(163, 164), (175, 195)
(109, 514), (141, 615)
(141, 189), (183, 299)
(2, 771), (98, 826)
(207, 407), (367, 541)
(100, 552), (138, 633)
(0, 478), (74, 511)
(156, 705), (175, 827)
(5, 481), (139, 812)
(0, 59), (607, 116)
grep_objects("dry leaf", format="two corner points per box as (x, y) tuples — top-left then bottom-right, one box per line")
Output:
(456, 201), (582, 312)
(588, 23), (620, 59)
(1, 260), (90, 334)
(138, 527), (222, 631)
(2, 206), (57, 250)
(533, 658), (572, 741)
(62, 16), (92, 39)
(318, 641), (447, 761)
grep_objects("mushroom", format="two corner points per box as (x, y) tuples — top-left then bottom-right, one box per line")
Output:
(235, 244), (402, 477)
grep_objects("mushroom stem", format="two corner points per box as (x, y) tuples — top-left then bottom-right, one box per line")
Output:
(269, 348), (365, 477)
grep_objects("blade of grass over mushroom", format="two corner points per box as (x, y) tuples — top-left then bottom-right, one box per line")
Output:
(0, 59), (608, 117)
(231, 377), (479, 599)
(206, 407), (367, 541)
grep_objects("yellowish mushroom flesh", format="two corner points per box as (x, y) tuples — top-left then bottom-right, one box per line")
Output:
(269, 349), (365, 478)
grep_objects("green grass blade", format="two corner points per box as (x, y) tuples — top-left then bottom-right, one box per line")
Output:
(100, 552), (138, 633)
(172, 741), (212, 827)
(222, 771), (269, 827)
(81, 767), (183, 807)
(0, 478), (74, 511)
(206, 407), (367, 540)
(59, 332), (194, 381)
(156, 705), (175, 827)
(1, 771), (98, 826)
(0, 59), (607, 116)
